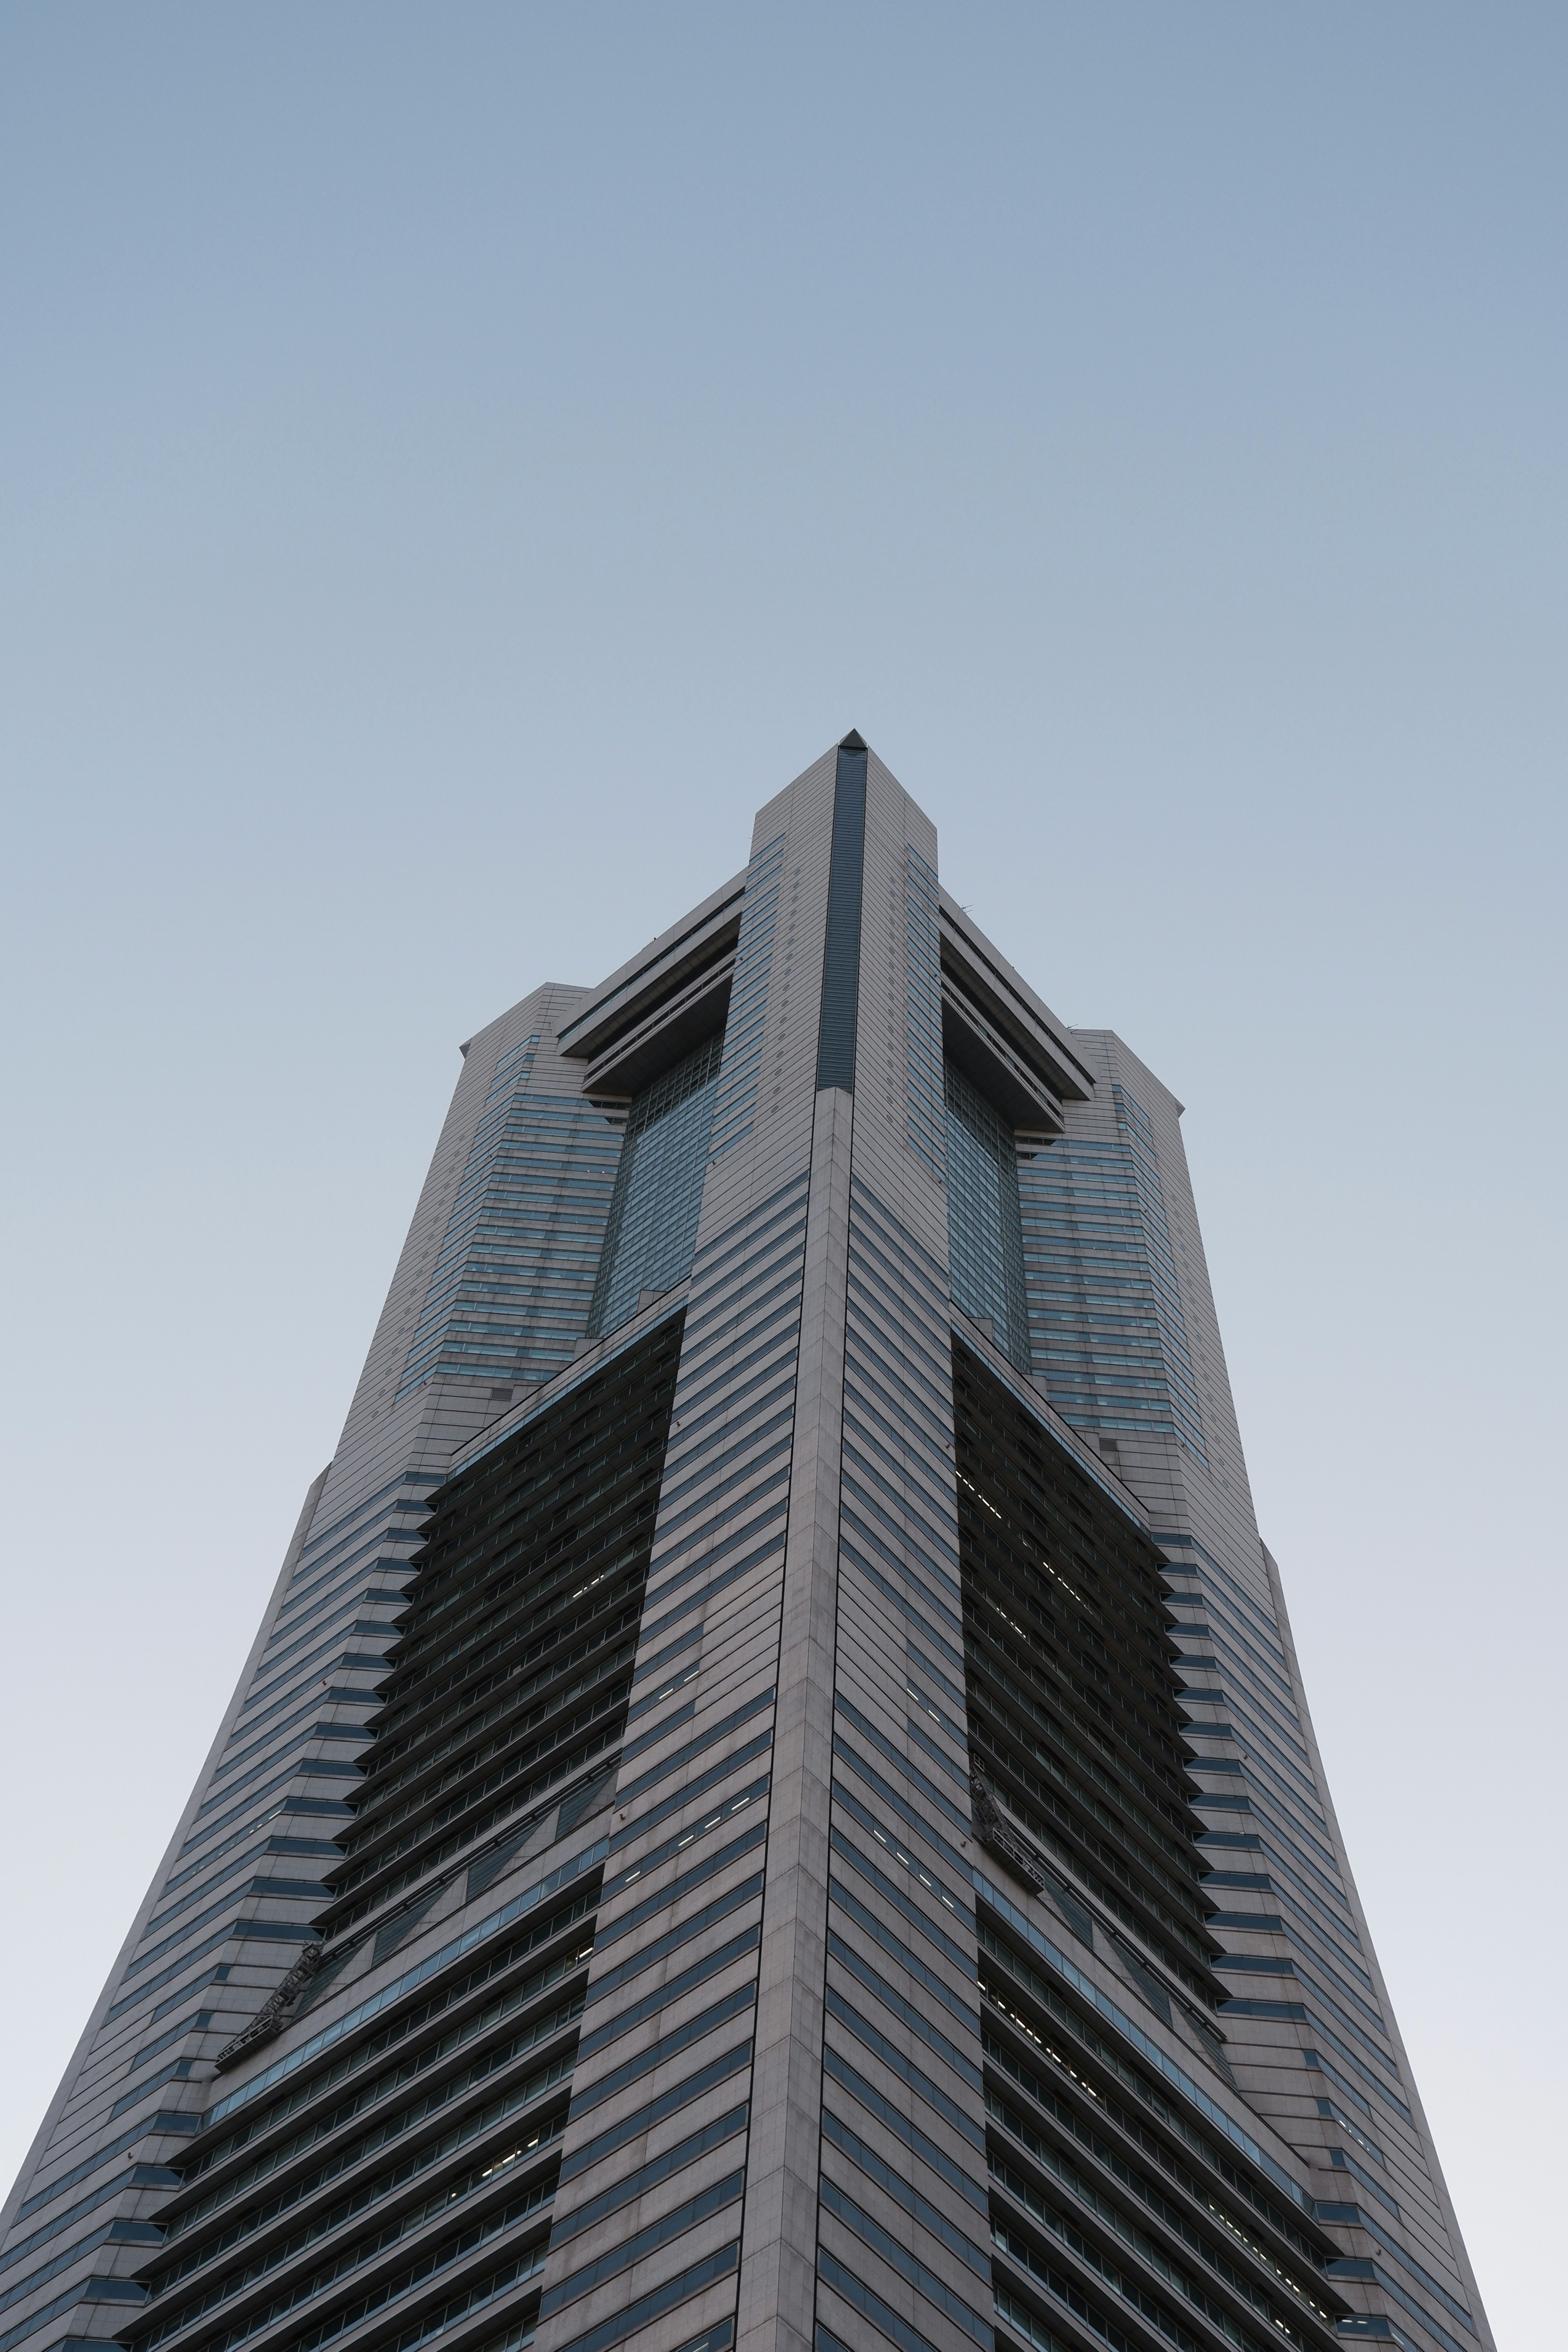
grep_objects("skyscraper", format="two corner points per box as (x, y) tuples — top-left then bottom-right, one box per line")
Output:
(2, 740), (1490, 2352)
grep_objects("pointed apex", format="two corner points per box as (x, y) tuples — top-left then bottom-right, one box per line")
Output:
(838, 728), (867, 751)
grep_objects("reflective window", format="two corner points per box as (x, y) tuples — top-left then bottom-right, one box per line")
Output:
(1017, 1082), (1208, 1462)
(397, 1042), (620, 1400)
(589, 1032), (724, 1335)
(944, 1059), (1030, 1373)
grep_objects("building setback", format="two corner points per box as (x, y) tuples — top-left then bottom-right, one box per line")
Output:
(2, 739), (1490, 2352)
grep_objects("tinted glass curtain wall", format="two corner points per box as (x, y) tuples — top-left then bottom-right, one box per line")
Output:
(588, 1031), (724, 1338)
(945, 1056), (1031, 1373)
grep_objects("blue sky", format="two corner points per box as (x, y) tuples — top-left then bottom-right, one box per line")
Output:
(2, 10), (1563, 2334)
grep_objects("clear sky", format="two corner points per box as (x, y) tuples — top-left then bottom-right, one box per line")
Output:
(2, 8), (1562, 2337)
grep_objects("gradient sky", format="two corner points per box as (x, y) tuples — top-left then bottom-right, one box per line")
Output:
(2, 9), (1563, 2338)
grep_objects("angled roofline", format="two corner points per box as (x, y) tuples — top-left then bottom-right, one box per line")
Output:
(554, 869), (748, 1065)
(938, 888), (1096, 1102)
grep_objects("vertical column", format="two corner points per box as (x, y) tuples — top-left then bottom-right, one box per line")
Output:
(735, 1083), (853, 2352)
(812, 755), (992, 2352)
(735, 735), (867, 2352)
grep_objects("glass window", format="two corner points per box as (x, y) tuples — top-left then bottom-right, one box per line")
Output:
(589, 1032), (725, 1335)
(944, 1059), (1031, 1373)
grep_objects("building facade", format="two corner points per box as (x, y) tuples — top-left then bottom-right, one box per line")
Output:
(2, 740), (1490, 2352)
